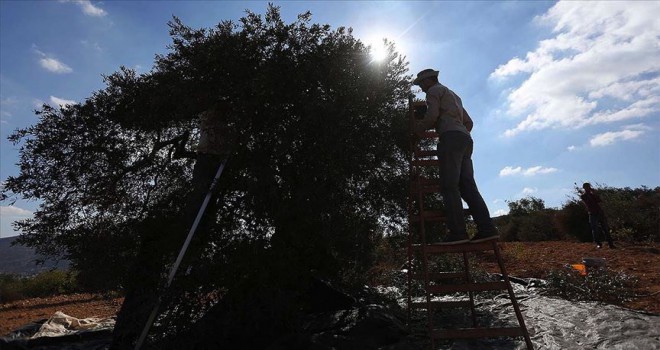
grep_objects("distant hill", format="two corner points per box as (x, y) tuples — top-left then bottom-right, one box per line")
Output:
(0, 237), (69, 276)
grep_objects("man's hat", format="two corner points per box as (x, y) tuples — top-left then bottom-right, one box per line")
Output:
(413, 69), (439, 86)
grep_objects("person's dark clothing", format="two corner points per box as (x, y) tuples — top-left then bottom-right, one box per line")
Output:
(111, 153), (225, 349)
(580, 190), (603, 214)
(437, 131), (497, 237)
(580, 190), (614, 247)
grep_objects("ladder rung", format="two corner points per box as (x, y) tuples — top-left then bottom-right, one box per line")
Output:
(412, 240), (496, 254)
(418, 131), (438, 139)
(409, 211), (445, 222)
(414, 149), (437, 158)
(432, 327), (525, 339)
(410, 300), (472, 309)
(411, 272), (465, 281)
(410, 184), (441, 194)
(411, 176), (436, 185)
(412, 159), (439, 166)
(427, 281), (508, 294)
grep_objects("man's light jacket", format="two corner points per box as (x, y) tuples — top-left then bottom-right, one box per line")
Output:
(416, 83), (472, 136)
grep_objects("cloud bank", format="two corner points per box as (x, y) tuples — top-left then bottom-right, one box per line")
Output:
(491, 1), (660, 137)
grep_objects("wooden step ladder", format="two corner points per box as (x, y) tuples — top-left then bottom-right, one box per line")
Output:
(406, 98), (534, 349)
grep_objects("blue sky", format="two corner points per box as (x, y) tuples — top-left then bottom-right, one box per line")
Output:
(1, 1), (659, 238)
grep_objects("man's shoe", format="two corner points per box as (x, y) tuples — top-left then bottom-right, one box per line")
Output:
(470, 231), (500, 243)
(439, 232), (470, 245)
(596, 243), (602, 249)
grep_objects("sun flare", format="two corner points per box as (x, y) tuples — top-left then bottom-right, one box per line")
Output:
(368, 40), (389, 62)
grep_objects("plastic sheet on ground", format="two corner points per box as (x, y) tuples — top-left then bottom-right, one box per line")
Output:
(2, 282), (659, 349)
(413, 281), (660, 350)
(29, 311), (115, 339)
(0, 311), (115, 350)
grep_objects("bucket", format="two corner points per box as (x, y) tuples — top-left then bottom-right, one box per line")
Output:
(582, 257), (607, 275)
(582, 257), (607, 268)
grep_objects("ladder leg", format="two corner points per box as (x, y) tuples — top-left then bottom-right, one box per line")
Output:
(492, 241), (534, 350)
(423, 250), (434, 350)
(415, 189), (434, 350)
(406, 227), (412, 328)
(462, 251), (478, 328)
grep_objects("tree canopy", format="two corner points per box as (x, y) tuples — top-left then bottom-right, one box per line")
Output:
(2, 6), (412, 296)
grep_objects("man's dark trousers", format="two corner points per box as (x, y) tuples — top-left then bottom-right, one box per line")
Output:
(437, 131), (495, 237)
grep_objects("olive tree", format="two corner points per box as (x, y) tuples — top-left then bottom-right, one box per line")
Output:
(3, 5), (413, 346)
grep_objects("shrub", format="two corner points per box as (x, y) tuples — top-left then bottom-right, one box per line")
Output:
(0, 270), (78, 303)
(554, 200), (591, 242)
(557, 185), (660, 243)
(543, 267), (639, 305)
(0, 274), (23, 302)
(516, 211), (560, 241)
(22, 270), (78, 297)
(496, 197), (563, 241)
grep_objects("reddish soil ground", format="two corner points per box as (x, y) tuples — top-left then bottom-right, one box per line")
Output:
(1, 241), (658, 337)
(0, 293), (123, 337)
(477, 241), (660, 314)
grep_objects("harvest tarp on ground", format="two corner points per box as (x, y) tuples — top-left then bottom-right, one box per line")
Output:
(2, 281), (659, 349)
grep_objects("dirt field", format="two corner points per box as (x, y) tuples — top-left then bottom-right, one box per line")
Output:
(1, 241), (658, 337)
(478, 241), (660, 314)
(0, 293), (123, 337)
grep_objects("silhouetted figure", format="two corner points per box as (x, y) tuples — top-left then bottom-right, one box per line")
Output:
(111, 107), (233, 349)
(579, 183), (615, 249)
(412, 68), (498, 245)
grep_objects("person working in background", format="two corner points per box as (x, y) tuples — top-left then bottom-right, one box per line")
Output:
(579, 182), (615, 249)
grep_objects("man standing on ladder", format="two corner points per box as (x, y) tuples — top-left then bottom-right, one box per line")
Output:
(111, 104), (234, 350)
(412, 69), (498, 245)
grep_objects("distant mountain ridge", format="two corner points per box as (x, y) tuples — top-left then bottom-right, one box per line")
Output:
(0, 237), (69, 276)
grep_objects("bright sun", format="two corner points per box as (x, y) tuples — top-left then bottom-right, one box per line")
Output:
(369, 41), (389, 62)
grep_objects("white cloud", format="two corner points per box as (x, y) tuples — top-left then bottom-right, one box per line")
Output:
(522, 187), (538, 195)
(589, 124), (651, 147)
(39, 57), (72, 74)
(50, 96), (76, 106)
(0, 206), (33, 217)
(492, 1), (660, 137)
(33, 47), (73, 74)
(500, 165), (558, 177)
(60, 0), (107, 17)
(493, 209), (509, 217)
(567, 145), (576, 151)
